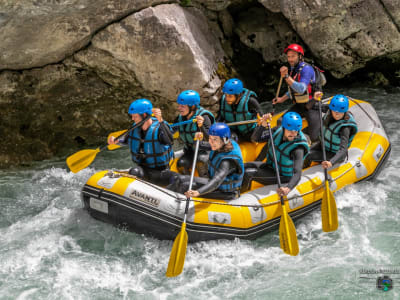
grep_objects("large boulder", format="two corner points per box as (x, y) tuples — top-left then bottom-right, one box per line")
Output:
(0, 3), (225, 168)
(0, 0), (176, 70)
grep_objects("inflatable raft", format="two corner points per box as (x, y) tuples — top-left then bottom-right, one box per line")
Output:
(80, 97), (391, 242)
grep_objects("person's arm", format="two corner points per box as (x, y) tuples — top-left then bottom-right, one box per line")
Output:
(196, 160), (236, 195)
(286, 147), (305, 190)
(199, 114), (212, 140)
(251, 125), (274, 143)
(286, 64), (314, 94)
(248, 97), (263, 116)
(158, 122), (174, 145)
(329, 127), (351, 165)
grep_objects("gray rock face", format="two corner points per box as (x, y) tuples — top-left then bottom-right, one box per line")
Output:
(80, 4), (223, 102)
(278, 0), (400, 77)
(0, 3), (224, 168)
(235, 6), (300, 63)
(0, 0), (175, 70)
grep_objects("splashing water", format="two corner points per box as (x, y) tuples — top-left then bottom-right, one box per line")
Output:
(1, 87), (400, 299)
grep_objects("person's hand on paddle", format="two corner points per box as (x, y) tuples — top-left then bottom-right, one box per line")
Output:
(194, 132), (203, 141)
(321, 160), (332, 169)
(314, 91), (323, 101)
(272, 96), (286, 105)
(152, 108), (163, 122)
(108, 136), (119, 145)
(277, 186), (291, 197)
(185, 190), (200, 198)
(259, 113), (273, 127)
(280, 66), (289, 78)
(196, 115), (204, 127)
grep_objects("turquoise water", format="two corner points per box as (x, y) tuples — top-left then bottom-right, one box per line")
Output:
(1, 87), (399, 299)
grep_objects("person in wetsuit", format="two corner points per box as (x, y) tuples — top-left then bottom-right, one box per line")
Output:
(216, 78), (263, 142)
(172, 90), (215, 177)
(241, 112), (309, 196)
(168, 123), (244, 200)
(273, 44), (322, 142)
(108, 98), (174, 185)
(306, 94), (357, 168)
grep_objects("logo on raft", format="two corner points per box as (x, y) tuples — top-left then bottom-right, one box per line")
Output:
(129, 189), (160, 207)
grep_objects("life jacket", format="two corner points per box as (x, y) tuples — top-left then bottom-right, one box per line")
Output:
(220, 88), (258, 135)
(288, 62), (315, 104)
(267, 127), (310, 177)
(323, 112), (358, 153)
(128, 118), (174, 168)
(208, 140), (244, 192)
(177, 106), (215, 149)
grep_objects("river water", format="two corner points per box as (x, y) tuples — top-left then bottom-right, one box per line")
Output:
(1, 87), (399, 299)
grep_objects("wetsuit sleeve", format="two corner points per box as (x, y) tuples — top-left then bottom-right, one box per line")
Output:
(286, 147), (305, 190)
(290, 81), (307, 94)
(197, 160), (236, 195)
(158, 121), (174, 145)
(329, 127), (351, 165)
(251, 125), (274, 142)
(199, 114), (212, 141)
(248, 97), (263, 116)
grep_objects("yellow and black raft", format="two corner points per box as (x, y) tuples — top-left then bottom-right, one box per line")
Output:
(80, 98), (391, 242)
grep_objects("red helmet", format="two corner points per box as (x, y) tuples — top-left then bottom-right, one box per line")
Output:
(284, 44), (304, 56)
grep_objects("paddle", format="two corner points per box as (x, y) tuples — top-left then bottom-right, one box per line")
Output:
(66, 116), (150, 173)
(266, 121), (299, 256)
(317, 96), (338, 232)
(166, 138), (200, 277)
(273, 76), (283, 114)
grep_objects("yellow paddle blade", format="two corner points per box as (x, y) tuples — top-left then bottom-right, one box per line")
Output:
(321, 181), (338, 232)
(279, 204), (299, 256)
(173, 131), (179, 139)
(66, 148), (100, 173)
(107, 129), (128, 150)
(166, 222), (188, 277)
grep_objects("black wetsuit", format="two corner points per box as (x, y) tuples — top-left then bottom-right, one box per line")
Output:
(169, 159), (239, 200)
(172, 114), (213, 177)
(241, 125), (305, 192)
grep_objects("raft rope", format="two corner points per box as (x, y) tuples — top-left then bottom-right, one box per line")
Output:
(110, 171), (280, 208)
(110, 101), (380, 206)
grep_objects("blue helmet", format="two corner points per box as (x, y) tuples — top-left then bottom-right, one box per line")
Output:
(209, 122), (231, 139)
(177, 90), (200, 106)
(282, 112), (302, 131)
(222, 78), (243, 95)
(329, 94), (349, 113)
(128, 99), (153, 115)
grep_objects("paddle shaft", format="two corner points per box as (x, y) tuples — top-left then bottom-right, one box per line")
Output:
(113, 115), (151, 143)
(170, 118), (196, 128)
(227, 119), (258, 127)
(273, 76), (283, 114)
(266, 122), (285, 205)
(318, 101), (329, 181)
(182, 139), (200, 223)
